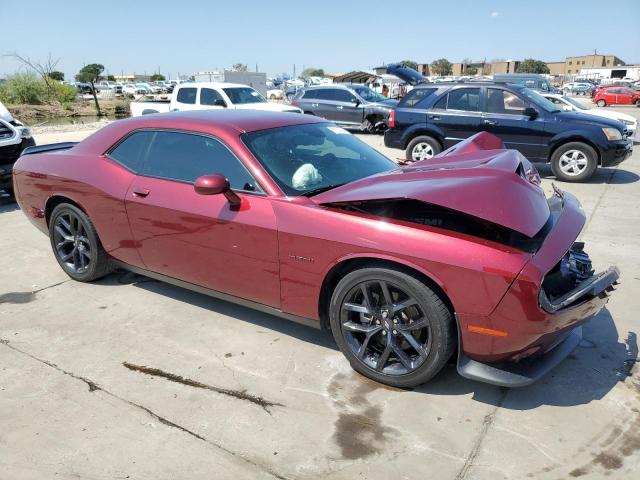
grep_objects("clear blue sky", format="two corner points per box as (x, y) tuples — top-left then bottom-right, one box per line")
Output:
(1, 0), (639, 79)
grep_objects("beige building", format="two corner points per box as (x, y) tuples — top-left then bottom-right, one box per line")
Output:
(565, 55), (625, 74)
(545, 61), (566, 76)
(490, 61), (520, 75)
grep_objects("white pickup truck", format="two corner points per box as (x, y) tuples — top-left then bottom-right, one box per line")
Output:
(130, 82), (302, 116)
(1, 101), (35, 195)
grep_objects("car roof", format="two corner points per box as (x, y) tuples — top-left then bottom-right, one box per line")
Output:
(75, 110), (327, 154)
(179, 82), (250, 88)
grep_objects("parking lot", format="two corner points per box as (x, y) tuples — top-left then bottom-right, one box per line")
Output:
(1, 106), (639, 480)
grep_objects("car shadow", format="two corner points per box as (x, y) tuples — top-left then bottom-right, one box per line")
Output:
(97, 270), (338, 351)
(536, 164), (640, 184)
(418, 308), (637, 410)
(99, 271), (635, 409)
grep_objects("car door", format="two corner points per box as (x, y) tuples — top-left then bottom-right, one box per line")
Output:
(617, 88), (633, 105)
(429, 87), (483, 148)
(480, 87), (547, 161)
(331, 89), (364, 125)
(124, 130), (281, 307)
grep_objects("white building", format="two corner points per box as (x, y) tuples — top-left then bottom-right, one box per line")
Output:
(579, 65), (640, 81)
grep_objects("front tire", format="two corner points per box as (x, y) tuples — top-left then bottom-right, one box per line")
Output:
(406, 135), (441, 162)
(49, 203), (113, 282)
(597, 99), (606, 107)
(550, 142), (598, 183)
(329, 267), (455, 388)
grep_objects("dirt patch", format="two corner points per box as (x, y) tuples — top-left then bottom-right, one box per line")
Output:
(7, 100), (129, 123)
(123, 362), (283, 413)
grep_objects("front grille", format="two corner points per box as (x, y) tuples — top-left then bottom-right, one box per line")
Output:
(0, 121), (14, 140)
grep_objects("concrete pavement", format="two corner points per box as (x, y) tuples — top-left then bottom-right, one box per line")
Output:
(1, 108), (639, 479)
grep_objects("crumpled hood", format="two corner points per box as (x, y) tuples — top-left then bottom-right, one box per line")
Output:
(0, 101), (14, 122)
(312, 148), (550, 238)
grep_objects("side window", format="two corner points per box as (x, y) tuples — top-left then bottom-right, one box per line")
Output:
(334, 89), (357, 103)
(432, 93), (448, 110)
(314, 89), (332, 100)
(486, 89), (526, 114)
(176, 87), (197, 104)
(398, 88), (437, 108)
(141, 131), (261, 192)
(108, 131), (155, 172)
(200, 88), (226, 106)
(446, 88), (481, 112)
(303, 89), (318, 99)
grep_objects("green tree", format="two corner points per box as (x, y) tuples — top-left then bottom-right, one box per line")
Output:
(0, 72), (45, 104)
(76, 63), (104, 116)
(49, 71), (65, 81)
(106, 75), (116, 81)
(465, 66), (478, 75)
(232, 63), (248, 72)
(150, 73), (166, 82)
(399, 60), (418, 70)
(516, 58), (550, 74)
(430, 58), (453, 76)
(302, 67), (325, 77)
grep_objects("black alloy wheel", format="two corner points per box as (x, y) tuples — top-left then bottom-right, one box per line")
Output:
(330, 267), (455, 387)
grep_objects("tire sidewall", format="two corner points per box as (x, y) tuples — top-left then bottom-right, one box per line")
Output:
(597, 100), (606, 107)
(406, 136), (441, 162)
(550, 142), (598, 183)
(49, 204), (102, 281)
(329, 267), (452, 387)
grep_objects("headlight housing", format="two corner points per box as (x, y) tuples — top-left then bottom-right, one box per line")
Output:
(619, 119), (635, 127)
(602, 127), (622, 141)
(20, 127), (32, 139)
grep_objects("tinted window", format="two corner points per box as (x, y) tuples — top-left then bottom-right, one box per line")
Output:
(142, 131), (260, 192)
(486, 89), (527, 114)
(314, 89), (334, 100)
(446, 88), (480, 111)
(200, 88), (226, 106)
(176, 87), (197, 104)
(303, 89), (319, 99)
(109, 131), (155, 172)
(333, 89), (357, 103)
(432, 93), (448, 110)
(222, 87), (266, 104)
(398, 88), (437, 108)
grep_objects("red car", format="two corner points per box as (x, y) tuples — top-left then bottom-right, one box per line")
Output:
(593, 87), (640, 107)
(12, 111), (619, 387)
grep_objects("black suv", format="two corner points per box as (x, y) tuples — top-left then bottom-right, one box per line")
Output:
(384, 82), (633, 182)
(291, 85), (398, 133)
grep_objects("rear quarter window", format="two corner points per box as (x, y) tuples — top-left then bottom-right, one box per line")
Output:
(108, 131), (156, 172)
(398, 88), (437, 108)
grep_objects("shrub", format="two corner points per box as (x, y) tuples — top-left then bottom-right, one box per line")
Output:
(0, 72), (46, 104)
(51, 82), (78, 104)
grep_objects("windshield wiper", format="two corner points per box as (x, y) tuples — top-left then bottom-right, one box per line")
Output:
(302, 183), (345, 197)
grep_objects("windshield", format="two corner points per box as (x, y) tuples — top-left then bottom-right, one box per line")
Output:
(352, 86), (387, 102)
(562, 96), (589, 110)
(222, 87), (267, 104)
(242, 123), (398, 196)
(520, 88), (560, 113)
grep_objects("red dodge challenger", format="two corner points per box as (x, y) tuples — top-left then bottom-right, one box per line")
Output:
(12, 111), (619, 387)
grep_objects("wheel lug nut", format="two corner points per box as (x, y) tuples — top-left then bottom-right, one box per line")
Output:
(393, 319), (398, 324)
(382, 331), (387, 335)
(393, 330), (398, 335)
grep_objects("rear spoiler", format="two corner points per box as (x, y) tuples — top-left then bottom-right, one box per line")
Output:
(21, 142), (78, 156)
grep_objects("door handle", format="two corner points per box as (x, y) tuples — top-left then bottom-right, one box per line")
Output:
(336, 105), (344, 110)
(483, 120), (497, 126)
(428, 115), (440, 120)
(132, 188), (150, 198)
(311, 103), (319, 107)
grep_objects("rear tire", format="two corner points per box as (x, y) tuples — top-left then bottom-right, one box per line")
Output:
(329, 267), (455, 388)
(49, 203), (113, 282)
(550, 142), (598, 183)
(406, 135), (441, 162)
(597, 99), (606, 107)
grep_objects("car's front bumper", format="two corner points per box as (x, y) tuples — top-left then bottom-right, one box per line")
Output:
(456, 189), (619, 387)
(0, 137), (36, 189)
(600, 139), (633, 167)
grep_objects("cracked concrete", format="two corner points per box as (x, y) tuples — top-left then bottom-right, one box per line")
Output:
(1, 108), (639, 479)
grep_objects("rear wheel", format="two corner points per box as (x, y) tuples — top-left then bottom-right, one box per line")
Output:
(406, 135), (441, 162)
(597, 99), (606, 107)
(550, 142), (598, 183)
(329, 267), (455, 387)
(49, 203), (113, 282)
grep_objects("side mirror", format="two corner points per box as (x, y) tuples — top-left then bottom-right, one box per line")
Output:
(562, 105), (572, 111)
(194, 174), (241, 207)
(523, 107), (539, 119)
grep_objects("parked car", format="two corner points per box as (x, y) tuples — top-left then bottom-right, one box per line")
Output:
(562, 82), (593, 95)
(542, 93), (637, 138)
(96, 81), (123, 94)
(593, 87), (640, 107)
(384, 82), (632, 182)
(122, 84), (142, 96)
(0, 101), (35, 196)
(130, 82), (302, 116)
(267, 88), (284, 100)
(12, 110), (620, 387)
(493, 73), (557, 93)
(291, 84), (398, 133)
